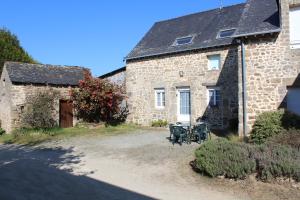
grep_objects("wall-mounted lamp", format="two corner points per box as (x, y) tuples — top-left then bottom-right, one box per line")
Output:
(179, 71), (184, 77)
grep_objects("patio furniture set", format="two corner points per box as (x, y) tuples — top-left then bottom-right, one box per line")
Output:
(169, 121), (211, 145)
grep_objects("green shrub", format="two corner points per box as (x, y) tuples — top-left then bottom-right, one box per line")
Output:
(21, 90), (59, 129)
(268, 129), (300, 149)
(250, 110), (284, 144)
(194, 138), (300, 182)
(0, 121), (5, 135)
(254, 143), (300, 182)
(195, 138), (256, 179)
(0, 128), (5, 135)
(151, 119), (168, 127)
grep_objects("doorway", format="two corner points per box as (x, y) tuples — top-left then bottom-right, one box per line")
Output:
(59, 100), (73, 128)
(177, 87), (191, 122)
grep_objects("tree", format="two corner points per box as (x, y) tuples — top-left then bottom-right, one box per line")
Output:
(70, 71), (126, 124)
(0, 28), (36, 73)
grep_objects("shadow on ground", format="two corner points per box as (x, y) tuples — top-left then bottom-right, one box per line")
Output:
(0, 145), (154, 200)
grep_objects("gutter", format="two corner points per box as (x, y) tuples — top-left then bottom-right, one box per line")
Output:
(124, 42), (236, 62)
(233, 28), (281, 38)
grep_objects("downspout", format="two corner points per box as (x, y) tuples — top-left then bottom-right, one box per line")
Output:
(241, 41), (247, 137)
(189, 89), (192, 128)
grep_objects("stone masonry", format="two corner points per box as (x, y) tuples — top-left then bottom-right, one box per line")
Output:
(126, 46), (239, 129)
(106, 70), (126, 86)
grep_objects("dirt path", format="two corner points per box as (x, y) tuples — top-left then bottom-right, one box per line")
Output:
(0, 129), (299, 200)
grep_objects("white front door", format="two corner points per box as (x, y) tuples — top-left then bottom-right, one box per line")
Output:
(177, 88), (191, 122)
(287, 88), (300, 116)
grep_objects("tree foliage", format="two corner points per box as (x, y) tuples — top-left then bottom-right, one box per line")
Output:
(71, 71), (126, 124)
(0, 28), (36, 73)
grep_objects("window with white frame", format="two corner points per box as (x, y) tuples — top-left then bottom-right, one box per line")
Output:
(208, 88), (221, 107)
(289, 6), (300, 49)
(155, 89), (165, 109)
(208, 55), (221, 70)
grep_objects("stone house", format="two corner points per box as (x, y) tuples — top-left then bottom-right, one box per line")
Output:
(120, 0), (300, 136)
(0, 62), (86, 133)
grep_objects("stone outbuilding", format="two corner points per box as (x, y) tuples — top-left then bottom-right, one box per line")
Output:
(99, 67), (126, 86)
(0, 62), (86, 133)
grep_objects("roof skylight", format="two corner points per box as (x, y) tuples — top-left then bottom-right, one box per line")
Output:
(218, 29), (236, 38)
(174, 36), (194, 46)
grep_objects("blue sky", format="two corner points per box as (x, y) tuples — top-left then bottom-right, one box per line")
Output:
(0, 0), (244, 76)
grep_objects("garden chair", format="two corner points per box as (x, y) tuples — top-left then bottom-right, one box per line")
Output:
(172, 125), (189, 145)
(169, 123), (175, 141)
(192, 123), (211, 144)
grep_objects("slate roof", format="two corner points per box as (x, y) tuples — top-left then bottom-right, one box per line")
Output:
(99, 67), (126, 79)
(126, 0), (280, 60)
(5, 62), (86, 86)
(235, 0), (280, 37)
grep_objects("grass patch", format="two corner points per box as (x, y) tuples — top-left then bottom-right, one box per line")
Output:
(0, 124), (139, 146)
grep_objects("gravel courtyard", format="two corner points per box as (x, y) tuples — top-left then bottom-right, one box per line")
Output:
(0, 129), (299, 200)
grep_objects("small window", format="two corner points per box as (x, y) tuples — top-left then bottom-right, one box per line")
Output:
(218, 29), (236, 38)
(208, 55), (221, 70)
(2, 79), (5, 87)
(289, 6), (300, 49)
(174, 36), (194, 46)
(208, 88), (221, 107)
(20, 105), (25, 113)
(155, 89), (165, 109)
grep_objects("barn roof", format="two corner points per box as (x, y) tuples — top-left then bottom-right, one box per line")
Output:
(5, 62), (86, 86)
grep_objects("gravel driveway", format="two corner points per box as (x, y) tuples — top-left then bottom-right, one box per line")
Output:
(0, 129), (299, 200)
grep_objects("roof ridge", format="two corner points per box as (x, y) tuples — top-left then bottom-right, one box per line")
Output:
(156, 3), (246, 24)
(4, 61), (86, 70)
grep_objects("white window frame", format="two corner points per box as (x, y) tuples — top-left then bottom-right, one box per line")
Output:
(207, 54), (221, 70)
(289, 6), (300, 49)
(155, 88), (165, 109)
(207, 88), (221, 107)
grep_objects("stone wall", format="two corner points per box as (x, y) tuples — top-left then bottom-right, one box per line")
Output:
(106, 70), (126, 86)
(0, 76), (77, 133)
(238, 0), (300, 135)
(126, 46), (239, 129)
(0, 67), (13, 132)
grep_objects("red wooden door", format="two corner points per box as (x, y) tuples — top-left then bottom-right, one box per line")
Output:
(59, 100), (73, 128)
